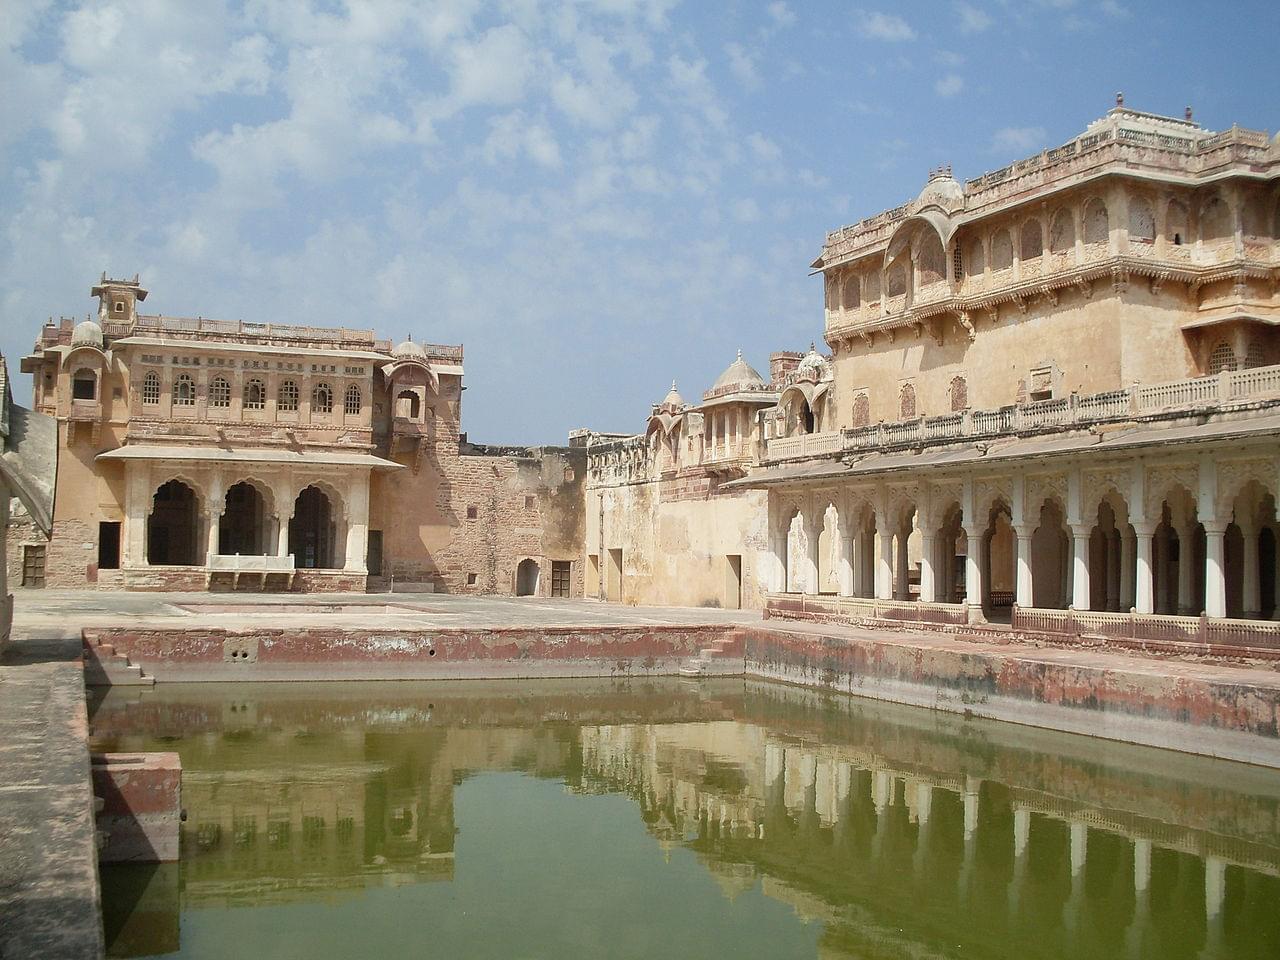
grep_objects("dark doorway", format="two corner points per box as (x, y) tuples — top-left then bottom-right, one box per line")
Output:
(516, 558), (540, 596)
(289, 486), (338, 569)
(220, 482), (270, 556)
(98, 522), (121, 570)
(367, 531), (384, 577)
(147, 480), (200, 566)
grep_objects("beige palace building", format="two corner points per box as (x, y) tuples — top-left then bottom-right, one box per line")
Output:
(13, 276), (584, 595)
(586, 102), (1280, 636)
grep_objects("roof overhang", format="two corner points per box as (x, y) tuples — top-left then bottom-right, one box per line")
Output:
(96, 445), (403, 471)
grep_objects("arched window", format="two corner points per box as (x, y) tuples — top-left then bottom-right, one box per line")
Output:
(278, 380), (299, 412)
(1083, 199), (1109, 244)
(344, 384), (362, 416)
(990, 230), (1013, 270)
(313, 382), (333, 414)
(1128, 195), (1156, 242)
(852, 393), (870, 428)
(71, 369), (97, 401)
(1207, 340), (1237, 375)
(1166, 199), (1189, 246)
(396, 390), (421, 419)
(1019, 220), (1043, 261)
(1048, 209), (1074, 253)
(864, 270), (881, 302)
(243, 378), (265, 411)
(174, 373), (195, 406)
(966, 237), (985, 275)
(949, 376), (968, 412)
(1240, 193), (1268, 239)
(1244, 340), (1267, 370)
(1200, 196), (1230, 243)
(142, 371), (160, 405)
(210, 376), (231, 408)
(899, 383), (917, 420)
(917, 233), (945, 285)
(842, 274), (860, 310)
(952, 243), (964, 280)
(824, 275), (837, 311)
(886, 261), (908, 297)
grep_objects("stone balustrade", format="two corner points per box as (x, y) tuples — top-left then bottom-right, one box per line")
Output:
(766, 363), (1280, 462)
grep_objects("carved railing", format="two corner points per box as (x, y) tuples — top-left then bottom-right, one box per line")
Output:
(207, 554), (296, 573)
(766, 363), (1280, 461)
(1012, 607), (1280, 653)
(764, 593), (968, 626)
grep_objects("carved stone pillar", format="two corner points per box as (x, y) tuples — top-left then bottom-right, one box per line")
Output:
(1119, 527), (1136, 610)
(963, 527), (982, 620)
(1013, 527), (1033, 609)
(802, 512), (821, 596)
(837, 529), (855, 598)
(919, 535), (937, 603)
(876, 522), (894, 601)
(1203, 521), (1228, 619)
(1241, 522), (1260, 618)
(1133, 522), (1155, 615)
(1177, 523), (1197, 614)
(1069, 523), (1091, 611)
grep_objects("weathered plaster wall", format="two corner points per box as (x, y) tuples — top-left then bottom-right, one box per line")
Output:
(586, 479), (769, 608)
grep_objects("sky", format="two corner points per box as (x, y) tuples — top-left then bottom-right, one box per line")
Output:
(2, 1), (1278, 444)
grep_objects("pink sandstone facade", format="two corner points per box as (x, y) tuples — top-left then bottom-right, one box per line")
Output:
(10, 276), (584, 596)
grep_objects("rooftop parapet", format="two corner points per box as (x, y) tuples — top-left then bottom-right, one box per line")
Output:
(816, 105), (1275, 270)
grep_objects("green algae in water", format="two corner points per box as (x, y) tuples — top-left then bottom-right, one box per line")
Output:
(92, 678), (1280, 959)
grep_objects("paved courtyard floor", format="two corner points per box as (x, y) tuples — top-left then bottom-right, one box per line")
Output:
(11, 590), (760, 635)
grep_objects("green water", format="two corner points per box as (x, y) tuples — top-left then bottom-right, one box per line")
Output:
(90, 679), (1280, 959)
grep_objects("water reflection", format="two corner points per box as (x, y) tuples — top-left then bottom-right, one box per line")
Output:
(90, 679), (1280, 959)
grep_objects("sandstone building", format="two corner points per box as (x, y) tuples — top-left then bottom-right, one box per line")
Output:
(10, 278), (583, 595)
(585, 102), (1280, 639)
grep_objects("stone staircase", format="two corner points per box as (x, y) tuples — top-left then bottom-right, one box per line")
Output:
(82, 635), (154, 687)
(678, 634), (745, 679)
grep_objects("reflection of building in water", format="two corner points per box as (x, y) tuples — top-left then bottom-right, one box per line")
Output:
(578, 720), (1280, 959)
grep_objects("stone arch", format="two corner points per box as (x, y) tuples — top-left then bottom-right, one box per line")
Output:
(1128, 195), (1156, 242)
(516, 558), (540, 596)
(1048, 208), (1074, 253)
(824, 274), (838, 312)
(990, 229), (1013, 270)
(219, 478), (276, 557)
(1207, 340), (1237, 375)
(886, 260), (908, 298)
(864, 269), (881, 303)
(916, 231), (946, 286)
(983, 498), (1016, 617)
(1240, 191), (1269, 240)
(1166, 198), (1190, 246)
(779, 386), (816, 436)
(173, 372), (196, 407)
(899, 383), (917, 419)
(1083, 198), (1109, 245)
(1030, 494), (1069, 609)
(141, 370), (161, 405)
(289, 483), (345, 570)
(842, 273), (860, 310)
(70, 367), (98, 402)
(1200, 195), (1231, 243)
(147, 478), (202, 566)
(852, 392), (870, 428)
(1019, 219), (1043, 261)
(965, 235), (985, 276)
(948, 375), (968, 412)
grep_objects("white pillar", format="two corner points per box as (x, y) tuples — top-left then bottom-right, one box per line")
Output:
(851, 528), (864, 597)
(1120, 527), (1136, 610)
(895, 528), (910, 600)
(1204, 521), (1228, 618)
(1204, 855), (1226, 921)
(1014, 528), (1033, 608)
(1133, 838), (1151, 894)
(962, 776), (980, 841)
(206, 507), (221, 562)
(964, 528), (982, 617)
(876, 523), (894, 600)
(1013, 807), (1030, 859)
(837, 531), (855, 597)
(802, 514), (821, 596)
(1070, 523), (1091, 610)
(1133, 522), (1154, 615)
(769, 532), (787, 592)
(1241, 522), (1261, 617)
(915, 781), (933, 824)
(343, 477), (370, 574)
(124, 468), (150, 567)
(1177, 523), (1196, 613)
(1069, 821), (1088, 878)
(919, 535), (937, 602)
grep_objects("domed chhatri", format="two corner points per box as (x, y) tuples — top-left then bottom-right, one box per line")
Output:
(711, 349), (766, 392)
(70, 318), (104, 350)
(915, 164), (963, 211)
(661, 380), (685, 409)
(391, 335), (427, 361)
(797, 342), (825, 373)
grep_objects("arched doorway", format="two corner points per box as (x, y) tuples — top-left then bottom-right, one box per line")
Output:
(220, 482), (272, 556)
(516, 558), (540, 596)
(148, 480), (200, 566)
(1030, 499), (1069, 609)
(289, 486), (339, 569)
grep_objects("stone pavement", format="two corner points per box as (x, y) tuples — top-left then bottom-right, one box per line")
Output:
(0, 634), (104, 960)
(12, 590), (759, 635)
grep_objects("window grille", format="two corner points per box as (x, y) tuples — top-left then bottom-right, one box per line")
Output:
(174, 373), (195, 406)
(210, 377), (231, 408)
(313, 382), (333, 414)
(244, 378), (265, 410)
(344, 384), (361, 416)
(1207, 341), (1237, 375)
(142, 372), (160, 405)
(279, 380), (299, 412)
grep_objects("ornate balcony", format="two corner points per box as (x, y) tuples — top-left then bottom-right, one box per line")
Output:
(766, 363), (1280, 462)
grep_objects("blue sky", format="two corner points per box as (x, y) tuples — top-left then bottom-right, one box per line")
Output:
(2, 0), (1277, 444)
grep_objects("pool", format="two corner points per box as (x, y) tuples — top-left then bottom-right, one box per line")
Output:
(89, 678), (1280, 959)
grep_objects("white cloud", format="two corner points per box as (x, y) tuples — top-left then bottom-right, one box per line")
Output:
(767, 2), (796, 28)
(483, 111), (562, 169)
(935, 74), (964, 98)
(724, 42), (760, 89)
(855, 11), (916, 42)
(746, 132), (781, 164)
(954, 2), (992, 33)
(991, 125), (1047, 153)
(666, 54), (727, 131)
(441, 24), (538, 114)
(1099, 0), (1130, 18)
(731, 198), (760, 222)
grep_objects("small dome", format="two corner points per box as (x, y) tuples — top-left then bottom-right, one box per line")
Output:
(916, 170), (963, 210)
(661, 380), (685, 408)
(797, 343), (826, 373)
(71, 319), (104, 349)
(712, 349), (766, 391)
(392, 336), (427, 361)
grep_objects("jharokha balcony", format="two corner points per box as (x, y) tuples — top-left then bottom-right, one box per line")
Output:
(765, 362), (1280, 463)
